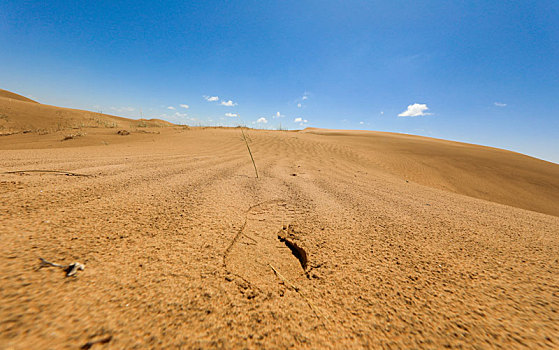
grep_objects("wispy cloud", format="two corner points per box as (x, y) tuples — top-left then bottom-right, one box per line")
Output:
(204, 96), (219, 102)
(398, 103), (432, 117)
(180, 104), (189, 109)
(167, 106), (176, 110)
(294, 117), (303, 123)
(295, 92), (310, 108)
(225, 112), (238, 117)
(273, 111), (285, 119)
(110, 106), (135, 113)
(257, 117), (268, 124)
(221, 100), (237, 107)
(494, 102), (507, 107)
(174, 112), (187, 117)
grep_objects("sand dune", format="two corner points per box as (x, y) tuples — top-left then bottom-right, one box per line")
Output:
(0, 89), (38, 103)
(0, 91), (172, 136)
(1, 92), (558, 348)
(302, 128), (559, 217)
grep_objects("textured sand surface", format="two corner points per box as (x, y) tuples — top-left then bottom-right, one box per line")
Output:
(1, 94), (558, 349)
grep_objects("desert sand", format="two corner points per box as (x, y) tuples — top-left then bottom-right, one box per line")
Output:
(1, 90), (558, 349)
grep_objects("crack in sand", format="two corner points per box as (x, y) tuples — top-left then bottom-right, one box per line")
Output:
(222, 200), (287, 293)
(223, 200), (310, 293)
(222, 200), (330, 331)
(222, 199), (286, 268)
(278, 225), (308, 272)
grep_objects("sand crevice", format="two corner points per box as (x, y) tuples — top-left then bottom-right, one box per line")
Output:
(223, 200), (311, 293)
(278, 224), (309, 272)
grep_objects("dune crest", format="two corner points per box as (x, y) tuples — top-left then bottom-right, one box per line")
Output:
(0, 89), (38, 103)
(0, 89), (171, 135)
(301, 128), (559, 217)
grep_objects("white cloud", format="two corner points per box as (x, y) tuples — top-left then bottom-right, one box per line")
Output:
(302, 95), (308, 100)
(221, 100), (237, 107)
(297, 103), (302, 108)
(294, 117), (302, 123)
(180, 104), (189, 109)
(174, 112), (187, 117)
(494, 102), (507, 107)
(225, 112), (238, 117)
(398, 103), (432, 117)
(359, 121), (364, 125)
(204, 96), (219, 102)
(257, 117), (268, 124)
(273, 111), (285, 119)
(380, 111), (384, 115)
(167, 106), (176, 110)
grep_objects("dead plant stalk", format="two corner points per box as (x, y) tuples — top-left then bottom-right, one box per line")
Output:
(241, 128), (259, 178)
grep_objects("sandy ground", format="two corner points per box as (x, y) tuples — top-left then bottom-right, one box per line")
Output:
(1, 94), (559, 349)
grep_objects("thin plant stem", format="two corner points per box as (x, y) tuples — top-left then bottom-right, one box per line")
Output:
(241, 127), (258, 178)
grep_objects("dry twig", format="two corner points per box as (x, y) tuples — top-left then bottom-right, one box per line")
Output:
(81, 335), (112, 349)
(3, 169), (92, 177)
(241, 128), (259, 178)
(269, 264), (329, 331)
(39, 257), (85, 277)
(269, 263), (300, 292)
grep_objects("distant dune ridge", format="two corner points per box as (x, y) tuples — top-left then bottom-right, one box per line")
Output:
(0, 89), (39, 103)
(0, 89), (172, 135)
(1, 88), (558, 348)
(301, 128), (559, 217)
(1, 88), (557, 216)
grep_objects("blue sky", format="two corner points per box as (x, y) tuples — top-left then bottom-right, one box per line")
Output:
(1, 1), (558, 162)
